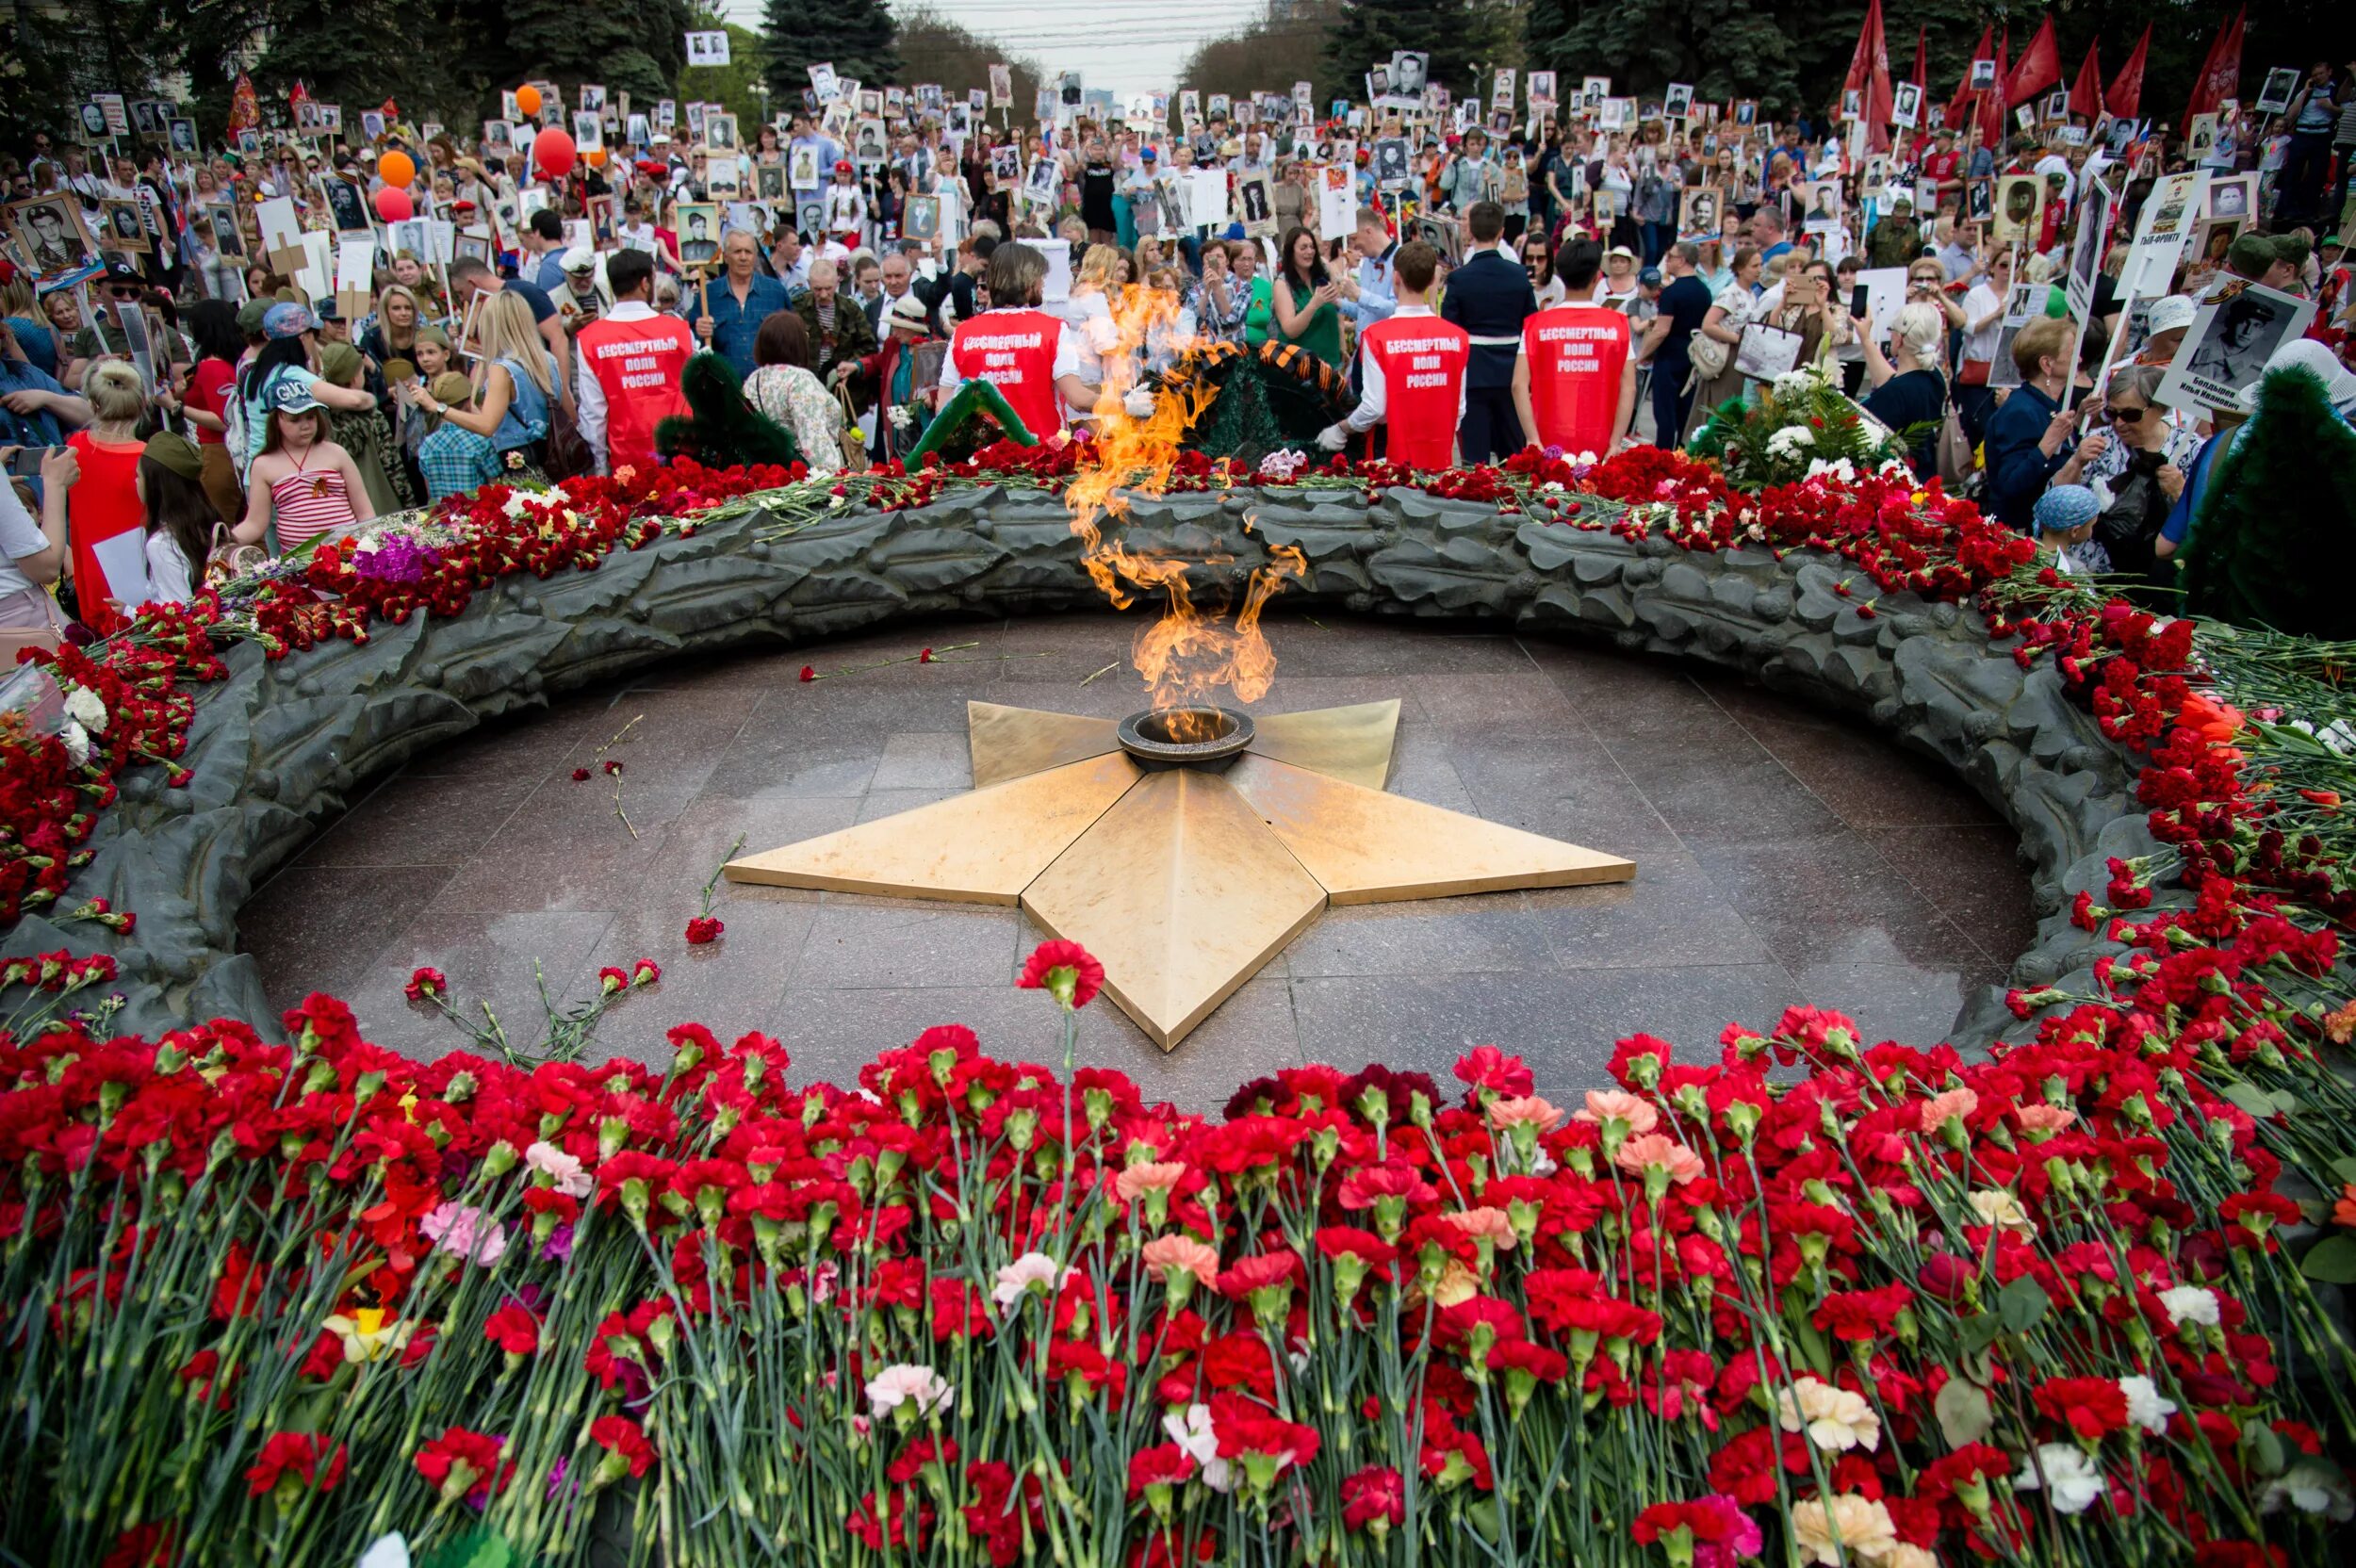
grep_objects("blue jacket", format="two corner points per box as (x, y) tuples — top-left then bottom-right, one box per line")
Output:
(683, 273), (791, 376)
(1440, 249), (1539, 390)
(1983, 382), (2070, 532)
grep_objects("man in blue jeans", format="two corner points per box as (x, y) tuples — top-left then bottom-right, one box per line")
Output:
(1635, 241), (1711, 449)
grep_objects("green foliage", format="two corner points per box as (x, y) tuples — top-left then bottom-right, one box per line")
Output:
(653, 350), (805, 469)
(1181, 1), (1347, 108)
(2181, 366), (2356, 641)
(892, 7), (1045, 120)
(1688, 364), (1907, 490)
(673, 24), (776, 132)
(1321, 0), (1515, 105)
(503, 0), (691, 107)
(906, 378), (1037, 464)
(760, 0), (899, 105)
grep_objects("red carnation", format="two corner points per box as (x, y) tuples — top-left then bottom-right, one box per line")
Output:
(571, 767), (591, 781)
(589, 1414), (658, 1479)
(1341, 1465), (1406, 1532)
(483, 1302), (539, 1356)
(245, 1431), (347, 1496)
(403, 967), (445, 1002)
(2034, 1377), (2130, 1442)
(685, 915), (725, 944)
(1017, 939), (1104, 1010)
(414, 1427), (512, 1505)
(799, 665), (816, 681)
(1126, 1443), (1196, 1498)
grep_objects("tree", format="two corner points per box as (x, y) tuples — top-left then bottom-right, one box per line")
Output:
(1179, 2), (1346, 107)
(502, 0), (691, 107)
(1322, 0), (1514, 105)
(892, 8), (1045, 123)
(675, 24), (777, 133)
(761, 0), (899, 105)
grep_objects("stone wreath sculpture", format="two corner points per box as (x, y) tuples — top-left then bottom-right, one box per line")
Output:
(6, 476), (2159, 1053)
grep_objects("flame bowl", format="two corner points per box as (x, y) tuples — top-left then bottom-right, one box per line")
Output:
(1117, 707), (1255, 770)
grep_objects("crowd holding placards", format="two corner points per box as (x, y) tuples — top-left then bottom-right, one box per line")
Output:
(2, 28), (2355, 641)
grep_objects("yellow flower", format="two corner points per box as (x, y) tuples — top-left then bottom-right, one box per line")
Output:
(1791, 1494), (1898, 1566)
(324, 1309), (415, 1364)
(1777, 1375), (1882, 1452)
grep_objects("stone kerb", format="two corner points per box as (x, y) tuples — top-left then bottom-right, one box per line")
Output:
(2, 484), (2153, 1046)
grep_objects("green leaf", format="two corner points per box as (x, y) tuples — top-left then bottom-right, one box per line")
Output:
(1934, 1379), (1994, 1447)
(2242, 1417), (2288, 1478)
(2328, 1156), (2356, 1186)
(2217, 1081), (2287, 1119)
(2299, 1233), (2356, 1285)
(1997, 1277), (2050, 1335)
(416, 1528), (514, 1568)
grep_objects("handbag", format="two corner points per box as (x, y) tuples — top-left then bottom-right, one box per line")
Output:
(1956, 357), (1991, 386)
(1690, 325), (1730, 380)
(541, 398), (596, 482)
(834, 381), (871, 472)
(1937, 398), (1974, 488)
(205, 522), (267, 589)
(0, 583), (68, 661)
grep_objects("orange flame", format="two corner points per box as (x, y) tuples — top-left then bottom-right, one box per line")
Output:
(1065, 283), (1305, 731)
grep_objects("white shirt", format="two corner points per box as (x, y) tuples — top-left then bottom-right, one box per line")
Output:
(145, 531), (193, 605)
(1345, 304), (1467, 433)
(1962, 280), (2006, 363)
(0, 480), (53, 602)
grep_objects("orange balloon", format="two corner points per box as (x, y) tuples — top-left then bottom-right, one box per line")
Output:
(585, 148), (608, 168)
(378, 151), (416, 189)
(515, 84), (543, 117)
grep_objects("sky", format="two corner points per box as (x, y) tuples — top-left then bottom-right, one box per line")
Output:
(715, 0), (1270, 100)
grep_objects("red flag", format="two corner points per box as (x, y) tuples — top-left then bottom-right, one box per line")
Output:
(1913, 26), (1928, 92)
(1841, 0), (1895, 152)
(2069, 41), (2103, 122)
(1947, 26), (1991, 133)
(2108, 26), (2151, 119)
(1979, 29), (2010, 150)
(2182, 7), (2245, 135)
(226, 74), (260, 137)
(2004, 16), (2062, 108)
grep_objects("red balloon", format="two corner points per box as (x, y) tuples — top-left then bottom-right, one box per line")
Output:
(532, 126), (577, 180)
(372, 185), (414, 223)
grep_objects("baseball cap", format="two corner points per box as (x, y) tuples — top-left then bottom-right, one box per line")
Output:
(1140, 147), (1157, 161)
(267, 375), (323, 415)
(1638, 267), (1663, 287)
(834, 158), (852, 173)
(103, 256), (143, 285)
(429, 371), (473, 405)
(2146, 294), (2198, 335)
(261, 302), (315, 339)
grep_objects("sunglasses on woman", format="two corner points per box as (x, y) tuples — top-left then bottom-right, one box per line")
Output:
(2106, 405), (2150, 423)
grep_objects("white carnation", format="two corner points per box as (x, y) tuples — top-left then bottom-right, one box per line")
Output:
(1806, 456), (1859, 483)
(1774, 367), (1827, 400)
(2118, 1375), (2176, 1434)
(63, 685), (108, 735)
(59, 719), (90, 767)
(2262, 1460), (2356, 1521)
(2157, 1284), (2220, 1328)
(1765, 425), (1816, 459)
(2015, 1443), (2104, 1514)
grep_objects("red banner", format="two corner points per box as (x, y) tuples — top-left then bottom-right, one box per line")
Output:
(2069, 41), (2104, 123)
(2182, 7), (2245, 136)
(1946, 26), (1991, 135)
(1841, 0), (1894, 152)
(226, 74), (259, 136)
(2107, 26), (2151, 120)
(2004, 16), (2061, 108)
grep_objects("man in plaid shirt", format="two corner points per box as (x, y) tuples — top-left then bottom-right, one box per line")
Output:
(415, 373), (505, 500)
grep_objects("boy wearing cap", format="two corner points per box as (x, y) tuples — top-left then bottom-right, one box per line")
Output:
(416, 374), (503, 500)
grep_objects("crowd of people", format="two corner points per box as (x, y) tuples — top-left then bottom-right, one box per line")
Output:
(5, 45), (2356, 642)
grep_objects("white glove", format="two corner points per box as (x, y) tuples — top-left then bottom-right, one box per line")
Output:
(1315, 421), (1349, 453)
(1122, 384), (1156, 419)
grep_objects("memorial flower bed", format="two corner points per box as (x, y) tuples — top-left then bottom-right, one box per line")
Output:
(1, 444), (2353, 1567)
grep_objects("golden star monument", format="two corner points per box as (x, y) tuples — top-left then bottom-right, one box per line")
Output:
(726, 699), (1634, 1049)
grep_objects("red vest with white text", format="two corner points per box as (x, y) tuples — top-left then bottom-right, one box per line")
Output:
(950, 308), (1063, 440)
(1521, 304), (1632, 458)
(1361, 314), (1469, 471)
(574, 311), (694, 471)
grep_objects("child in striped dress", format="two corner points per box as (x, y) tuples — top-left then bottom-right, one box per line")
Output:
(234, 380), (377, 553)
